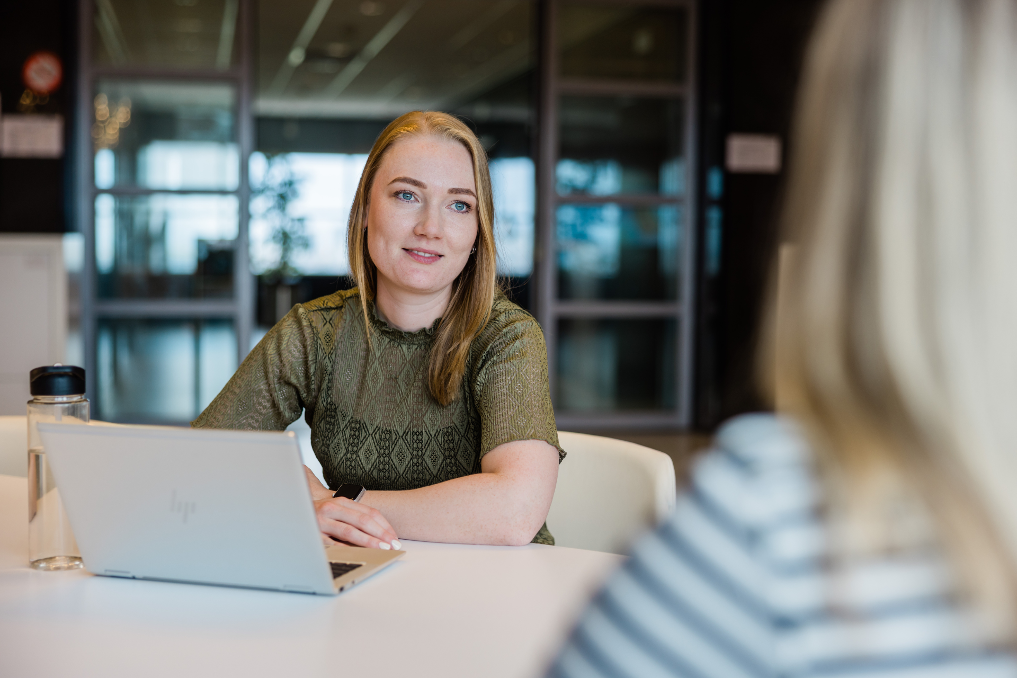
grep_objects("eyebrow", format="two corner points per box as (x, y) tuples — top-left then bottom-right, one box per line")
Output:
(389, 176), (426, 189)
(388, 176), (477, 199)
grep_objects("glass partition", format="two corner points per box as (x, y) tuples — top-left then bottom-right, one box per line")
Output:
(96, 319), (237, 423)
(93, 80), (238, 190)
(558, 3), (689, 81)
(557, 204), (680, 300)
(557, 318), (678, 411)
(541, 0), (695, 425)
(557, 96), (685, 196)
(95, 194), (239, 299)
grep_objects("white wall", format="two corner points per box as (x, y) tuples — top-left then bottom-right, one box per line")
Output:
(0, 236), (67, 415)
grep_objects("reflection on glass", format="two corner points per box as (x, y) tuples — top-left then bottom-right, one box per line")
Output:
(249, 152), (363, 278)
(491, 157), (535, 277)
(557, 204), (680, 300)
(558, 3), (688, 82)
(95, 194), (239, 299)
(97, 319), (237, 423)
(558, 96), (684, 196)
(557, 318), (677, 412)
(93, 0), (237, 70)
(255, 0), (532, 112)
(93, 80), (237, 190)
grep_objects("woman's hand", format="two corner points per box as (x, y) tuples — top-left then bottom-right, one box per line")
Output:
(303, 466), (401, 550)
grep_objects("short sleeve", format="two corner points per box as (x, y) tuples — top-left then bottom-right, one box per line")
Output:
(192, 304), (320, 431)
(472, 310), (565, 462)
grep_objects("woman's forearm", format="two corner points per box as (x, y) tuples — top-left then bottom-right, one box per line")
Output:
(360, 440), (559, 546)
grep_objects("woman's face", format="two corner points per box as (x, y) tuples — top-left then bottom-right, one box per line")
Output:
(366, 134), (479, 301)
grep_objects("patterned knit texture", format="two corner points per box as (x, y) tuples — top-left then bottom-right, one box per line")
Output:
(193, 287), (564, 545)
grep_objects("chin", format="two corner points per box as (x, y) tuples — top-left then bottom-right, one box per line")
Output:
(391, 274), (453, 296)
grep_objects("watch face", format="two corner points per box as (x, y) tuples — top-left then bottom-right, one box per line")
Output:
(334, 484), (364, 501)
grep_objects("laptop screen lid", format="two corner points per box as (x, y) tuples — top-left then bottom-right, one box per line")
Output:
(38, 423), (338, 595)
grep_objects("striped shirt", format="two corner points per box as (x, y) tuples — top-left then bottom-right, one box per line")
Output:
(545, 414), (1017, 678)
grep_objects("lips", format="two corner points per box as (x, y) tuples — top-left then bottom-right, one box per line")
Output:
(404, 248), (443, 264)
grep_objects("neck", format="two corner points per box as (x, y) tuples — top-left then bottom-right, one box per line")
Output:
(373, 282), (451, 332)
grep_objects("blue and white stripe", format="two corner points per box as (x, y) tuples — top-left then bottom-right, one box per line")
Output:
(545, 414), (1017, 678)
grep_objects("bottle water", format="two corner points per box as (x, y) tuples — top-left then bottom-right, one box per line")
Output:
(27, 364), (88, 571)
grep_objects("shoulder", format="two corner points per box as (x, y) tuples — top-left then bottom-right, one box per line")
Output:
(681, 414), (818, 541)
(294, 287), (360, 350)
(471, 292), (545, 359)
(298, 287), (359, 315)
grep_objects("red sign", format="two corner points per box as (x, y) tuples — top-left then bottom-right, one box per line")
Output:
(23, 52), (63, 95)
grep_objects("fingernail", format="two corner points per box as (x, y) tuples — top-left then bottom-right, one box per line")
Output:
(391, 540), (402, 550)
(379, 542), (391, 551)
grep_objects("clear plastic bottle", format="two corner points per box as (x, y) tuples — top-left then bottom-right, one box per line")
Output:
(27, 364), (89, 571)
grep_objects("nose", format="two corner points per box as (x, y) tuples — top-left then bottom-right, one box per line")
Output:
(413, 202), (442, 239)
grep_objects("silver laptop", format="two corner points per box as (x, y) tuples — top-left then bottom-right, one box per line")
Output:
(37, 423), (404, 595)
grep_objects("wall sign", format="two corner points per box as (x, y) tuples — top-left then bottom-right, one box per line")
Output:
(725, 134), (782, 174)
(0, 115), (64, 158)
(22, 52), (63, 95)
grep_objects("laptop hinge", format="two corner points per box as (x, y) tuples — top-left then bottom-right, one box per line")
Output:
(282, 585), (316, 594)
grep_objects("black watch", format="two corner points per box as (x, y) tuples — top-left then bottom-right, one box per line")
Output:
(333, 483), (366, 502)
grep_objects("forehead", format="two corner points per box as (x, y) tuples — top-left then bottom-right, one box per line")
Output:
(376, 134), (476, 188)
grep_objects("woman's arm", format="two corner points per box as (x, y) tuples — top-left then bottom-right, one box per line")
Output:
(354, 439), (559, 546)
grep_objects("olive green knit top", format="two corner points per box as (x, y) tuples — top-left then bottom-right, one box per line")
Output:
(192, 288), (564, 545)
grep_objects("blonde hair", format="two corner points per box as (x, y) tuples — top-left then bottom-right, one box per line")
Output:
(765, 0), (1017, 636)
(347, 111), (498, 406)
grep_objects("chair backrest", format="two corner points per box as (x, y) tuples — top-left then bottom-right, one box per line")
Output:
(547, 432), (677, 555)
(0, 415), (28, 477)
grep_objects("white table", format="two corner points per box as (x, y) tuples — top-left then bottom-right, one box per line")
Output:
(0, 475), (622, 678)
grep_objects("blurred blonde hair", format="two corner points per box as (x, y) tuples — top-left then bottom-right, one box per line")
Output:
(764, 0), (1017, 637)
(347, 111), (498, 406)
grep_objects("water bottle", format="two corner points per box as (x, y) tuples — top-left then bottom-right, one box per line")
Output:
(27, 364), (89, 571)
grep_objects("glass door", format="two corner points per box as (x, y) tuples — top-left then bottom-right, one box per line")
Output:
(77, 0), (253, 423)
(537, 0), (696, 429)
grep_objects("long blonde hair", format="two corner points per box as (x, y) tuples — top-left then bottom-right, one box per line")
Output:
(347, 111), (498, 406)
(765, 0), (1017, 636)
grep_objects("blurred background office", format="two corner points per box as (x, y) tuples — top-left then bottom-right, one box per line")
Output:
(0, 0), (823, 455)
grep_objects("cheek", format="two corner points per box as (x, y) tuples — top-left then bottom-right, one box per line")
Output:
(365, 204), (392, 268)
(453, 218), (480, 252)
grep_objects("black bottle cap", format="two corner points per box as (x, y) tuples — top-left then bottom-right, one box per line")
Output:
(30, 365), (86, 396)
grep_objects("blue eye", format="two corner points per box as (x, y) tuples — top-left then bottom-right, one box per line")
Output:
(451, 201), (470, 213)
(396, 191), (414, 201)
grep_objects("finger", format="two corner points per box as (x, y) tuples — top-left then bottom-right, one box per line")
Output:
(314, 501), (397, 548)
(335, 499), (398, 541)
(321, 519), (395, 550)
(320, 498), (398, 542)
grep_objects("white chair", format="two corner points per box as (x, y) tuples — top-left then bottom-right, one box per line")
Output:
(547, 431), (677, 555)
(0, 415), (28, 477)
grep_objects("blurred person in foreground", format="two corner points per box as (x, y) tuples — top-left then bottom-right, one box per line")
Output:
(195, 111), (563, 549)
(545, 0), (1017, 675)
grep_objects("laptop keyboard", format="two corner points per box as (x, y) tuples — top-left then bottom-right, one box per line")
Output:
(330, 562), (363, 579)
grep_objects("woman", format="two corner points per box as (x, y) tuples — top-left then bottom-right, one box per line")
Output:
(195, 111), (563, 550)
(545, 0), (1017, 675)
